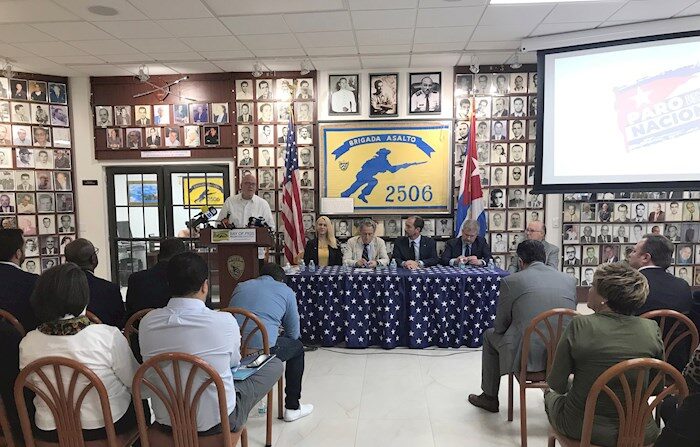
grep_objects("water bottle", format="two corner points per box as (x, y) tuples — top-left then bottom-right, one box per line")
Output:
(252, 400), (267, 418)
(459, 261), (467, 270)
(309, 259), (316, 272)
(487, 259), (495, 270)
(390, 258), (397, 270)
(300, 259), (306, 272)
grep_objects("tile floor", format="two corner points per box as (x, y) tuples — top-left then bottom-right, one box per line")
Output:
(242, 304), (593, 446)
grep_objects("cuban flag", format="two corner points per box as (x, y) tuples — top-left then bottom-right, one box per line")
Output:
(455, 99), (486, 237)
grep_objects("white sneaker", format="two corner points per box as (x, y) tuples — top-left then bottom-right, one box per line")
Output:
(283, 403), (314, 422)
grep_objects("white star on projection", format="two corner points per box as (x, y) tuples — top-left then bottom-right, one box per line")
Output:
(632, 87), (651, 107)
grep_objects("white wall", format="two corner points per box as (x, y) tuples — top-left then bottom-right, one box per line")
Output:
(69, 77), (236, 278)
(318, 68), (454, 121)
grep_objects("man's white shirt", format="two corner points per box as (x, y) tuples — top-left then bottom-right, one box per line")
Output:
(219, 193), (275, 230)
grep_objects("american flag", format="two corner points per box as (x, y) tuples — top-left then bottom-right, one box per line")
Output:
(281, 115), (305, 264)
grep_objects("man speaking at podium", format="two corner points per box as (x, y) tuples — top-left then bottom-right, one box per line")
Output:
(219, 173), (275, 230)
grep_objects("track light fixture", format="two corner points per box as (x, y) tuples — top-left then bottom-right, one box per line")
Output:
(137, 64), (150, 82)
(300, 59), (312, 75)
(252, 62), (263, 78)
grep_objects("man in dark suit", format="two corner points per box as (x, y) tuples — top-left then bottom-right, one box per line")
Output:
(126, 238), (186, 317)
(0, 229), (38, 332)
(391, 216), (439, 269)
(64, 238), (125, 328)
(441, 219), (491, 267)
(469, 240), (576, 412)
(628, 234), (692, 371)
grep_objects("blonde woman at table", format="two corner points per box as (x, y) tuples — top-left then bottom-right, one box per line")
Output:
(297, 216), (342, 267)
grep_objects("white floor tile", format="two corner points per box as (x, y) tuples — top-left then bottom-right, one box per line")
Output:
(355, 419), (435, 447)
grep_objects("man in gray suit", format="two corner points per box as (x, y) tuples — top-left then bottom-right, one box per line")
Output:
(342, 218), (389, 267)
(468, 240), (576, 412)
(508, 220), (559, 272)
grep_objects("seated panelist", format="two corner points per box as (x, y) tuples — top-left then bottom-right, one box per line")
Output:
(441, 219), (492, 267)
(342, 218), (389, 268)
(300, 216), (342, 267)
(391, 216), (439, 270)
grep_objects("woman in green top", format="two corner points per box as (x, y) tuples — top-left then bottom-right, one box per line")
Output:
(545, 262), (664, 446)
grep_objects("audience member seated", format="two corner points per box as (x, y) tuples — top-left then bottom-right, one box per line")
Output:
(64, 238), (125, 328)
(468, 240), (576, 412)
(628, 234), (692, 371)
(545, 262), (664, 447)
(342, 218), (389, 268)
(139, 252), (283, 434)
(19, 263), (145, 441)
(0, 229), (38, 331)
(125, 237), (186, 317)
(691, 291), (700, 338)
(230, 263), (313, 422)
(392, 215), (439, 270)
(508, 221), (559, 272)
(654, 346), (700, 447)
(300, 216), (342, 267)
(441, 219), (492, 267)
(0, 319), (31, 434)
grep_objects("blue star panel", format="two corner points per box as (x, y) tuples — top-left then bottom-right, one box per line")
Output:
(287, 266), (507, 349)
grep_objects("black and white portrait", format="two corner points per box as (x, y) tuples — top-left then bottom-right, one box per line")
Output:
(510, 96), (526, 117)
(329, 74), (358, 115)
(258, 169), (275, 190)
(211, 103), (228, 124)
(236, 80), (253, 100)
(491, 120), (507, 140)
(475, 120), (490, 142)
(277, 102), (291, 122)
(494, 74), (509, 95)
(298, 146), (313, 167)
(294, 102), (313, 122)
(173, 104), (189, 124)
(490, 143), (506, 163)
(336, 219), (351, 237)
(474, 74), (492, 95)
(455, 74), (473, 97)
(0, 78), (8, 99)
(492, 97), (508, 117)
(509, 166), (525, 187)
(256, 80), (274, 100)
(237, 125), (254, 145)
(125, 128), (142, 149)
(183, 126), (200, 147)
(369, 73), (398, 117)
(13, 125), (32, 146)
(490, 166), (506, 186)
(509, 143), (525, 163)
(257, 147), (274, 167)
(114, 105), (131, 126)
(15, 170), (34, 191)
(297, 125), (313, 145)
(529, 96), (538, 117)
(510, 120), (526, 140)
(56, 193), (74, 213)
(11, 102), (30, 123)
(299, 169), (314, 188)
(475, 97), (491, 118)
(528, 73), (538, 93)
(0, 101), (10, 122)
(508, 187), (526, 207)
(436, 218), (453, 237)
(490, 188), (505, 208)
(106, 128), (123, 149)
(409, 72), (441, 114)
(489, 210), (506, 231)
(145, 127), (161, 148)
(456, 97), (471, 120)
(236, 102), (253, 123)
(301, 190), (314, 211)
(508, 211), (524, 231)
(275, 79), (294, 101)
(510, 74), (527, 93)
(30, 104), (49, 125)
(455, 121), (470, 143)
(10, 79), (27, 100)
(37, 215), (55, 235)
(0, 147), (11, 169)
(296, 79), (314, 100)
(237, 147), (254, 167)
(257, 125), (274, 145)
(134, 105), (152, 125)
(258, 103), (274, 123)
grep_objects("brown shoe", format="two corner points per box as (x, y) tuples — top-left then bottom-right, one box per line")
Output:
(468, 393), (499, 413)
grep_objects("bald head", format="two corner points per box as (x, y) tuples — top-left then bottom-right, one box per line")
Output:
(64, 238), (98, 271)
(525, 220), (546, 241)
(240, 173), (257, 200)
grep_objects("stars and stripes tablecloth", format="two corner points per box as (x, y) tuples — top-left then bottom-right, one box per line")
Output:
(287, 265), (508, 349)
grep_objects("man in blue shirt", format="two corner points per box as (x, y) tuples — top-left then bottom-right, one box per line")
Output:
(139, 252), (282, 433)
(230, 263), (313, 422)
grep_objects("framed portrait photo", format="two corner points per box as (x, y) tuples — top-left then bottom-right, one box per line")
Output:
(48, 82), (67, 104)
(50, 105), (70, 126)
(369, 73), (398, 117)
(113, 105), (131, 126)
(203, 125), (220, 146)
(153, 104), (170, 125)
(106, 128), (123, 149)
(125, 128), (142, 149)
(95, 106), (113, 127)
(295, 78), (314, 100)
(30, 104), (50, 125)
(408, 72), (441, 114)
(236, 80), (254, 100)
(328, 74), (359, 115)
(183, 125), (200, 147)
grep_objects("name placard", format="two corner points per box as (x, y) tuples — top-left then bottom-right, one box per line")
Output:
(210, 228), (257, 244)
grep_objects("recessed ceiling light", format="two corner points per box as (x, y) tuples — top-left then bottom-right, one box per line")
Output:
(491, 0), (616, 4)
(87, 5), (119, 16)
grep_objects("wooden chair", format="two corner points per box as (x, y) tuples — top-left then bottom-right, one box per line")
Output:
(123, 308), (154, 346)
(14, 356), (139, 447)
(508, 308), (579, 447)
(548, 358), (689, 447)
(640, 309), (699, 365)
(85, 311), (102, 324)
(0, 309), (25, 337)
(132, 352), (247, 447)
(0, 397), (17, 447)
(219, 307), (276, 446)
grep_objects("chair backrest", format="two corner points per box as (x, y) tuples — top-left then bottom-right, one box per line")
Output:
(579, 358), (689, 447)
(85, 311), (102, 324)
(0, 397), (16, 447)
(640, 309), (699, 363)
(132, 352), (233, 447)
(0, 309), (25, 337)
(14, 356), (119, 447)
(218, 307), (270, 356)
(520, 308), (578, 375)
(123, 308), (154, 347)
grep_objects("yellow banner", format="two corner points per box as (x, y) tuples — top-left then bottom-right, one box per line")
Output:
(183, 177), (224, 207)
(319, 121), (452, 214)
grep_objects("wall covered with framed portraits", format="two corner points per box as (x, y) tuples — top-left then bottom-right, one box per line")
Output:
(452, 66), (542, 270)
(560, 191), (700, 287)
(91, 73), (235, 160)
(0, 73), (76, 273)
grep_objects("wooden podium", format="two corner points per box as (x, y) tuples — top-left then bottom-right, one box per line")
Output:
(199, 227), (274, 308)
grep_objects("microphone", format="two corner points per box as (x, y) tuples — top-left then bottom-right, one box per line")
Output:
(187, 206), (218, 229)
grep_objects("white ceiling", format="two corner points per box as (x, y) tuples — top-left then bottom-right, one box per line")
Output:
(0, 0), (698, 77)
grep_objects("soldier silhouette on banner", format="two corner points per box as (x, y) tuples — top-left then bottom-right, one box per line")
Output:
(340, 148), (425, 203)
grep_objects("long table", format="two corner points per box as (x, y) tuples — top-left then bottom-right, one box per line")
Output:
(286, 265), (508, 349)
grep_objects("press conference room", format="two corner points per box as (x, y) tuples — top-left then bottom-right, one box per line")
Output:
(1, 1), (700, 446)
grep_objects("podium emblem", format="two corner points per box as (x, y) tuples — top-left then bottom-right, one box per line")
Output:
(227, 255), (245, 280)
